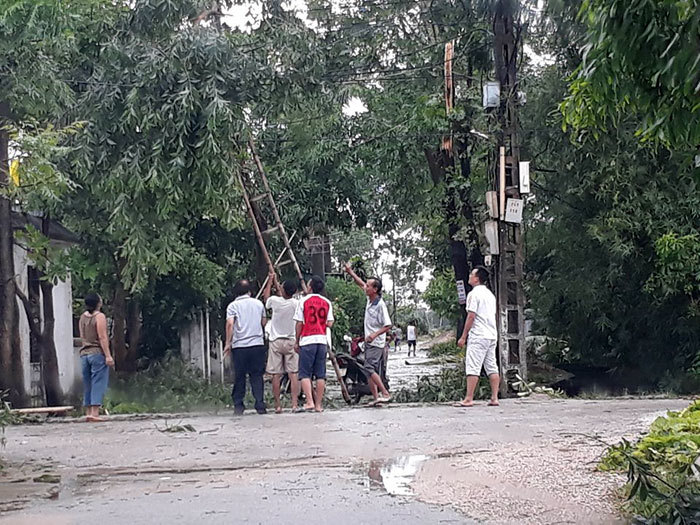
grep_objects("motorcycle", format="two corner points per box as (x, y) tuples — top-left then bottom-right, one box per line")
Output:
(335, 335), (390, 404)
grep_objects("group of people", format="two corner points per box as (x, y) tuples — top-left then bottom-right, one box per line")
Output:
(77, 262), (501, 419)
(222, 264), (394, 414)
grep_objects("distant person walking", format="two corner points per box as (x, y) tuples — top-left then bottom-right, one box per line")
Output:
(344, 263), (392, 404)
(262, 273), (300, 414)
(406, 322), (417, 357)
(224, 279), (267, 415)
(294, 276), (334, 412)
(456, 266), (500, 407)
(393, 326), (402, 352)
(79, 293), (114, 422)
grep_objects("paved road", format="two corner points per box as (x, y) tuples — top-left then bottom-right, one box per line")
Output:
(0, 398), (689, 524)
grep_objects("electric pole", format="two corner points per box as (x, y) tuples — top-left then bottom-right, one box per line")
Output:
(492, 0), (527, 386)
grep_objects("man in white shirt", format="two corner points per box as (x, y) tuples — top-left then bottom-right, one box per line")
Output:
(224, 279), (267, 415)
(456, 266), (500, 407)
(406, 323), (417, 356)
(344, 263), (392, 404)
(262, 273), (300, 414)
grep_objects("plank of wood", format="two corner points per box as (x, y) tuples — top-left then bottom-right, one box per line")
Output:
(11, 406), (74, 414)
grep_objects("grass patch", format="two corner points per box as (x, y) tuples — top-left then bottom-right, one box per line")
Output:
(104, 354), (230, 414)
(599, 400), (700, 523)
(394, 365), (489, 403)
(0, 392), (11, 451)
(427, 341), (463, 358)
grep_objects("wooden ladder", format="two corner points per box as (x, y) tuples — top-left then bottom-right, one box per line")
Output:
(237, 138), (351, 404)
(238, 138), (307, 297)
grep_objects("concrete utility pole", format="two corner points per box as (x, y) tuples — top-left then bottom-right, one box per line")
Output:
(492, 0), (527, 385)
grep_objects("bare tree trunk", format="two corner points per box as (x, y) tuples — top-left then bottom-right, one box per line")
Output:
(38, 278), (63, 406)
(111, 279), (129, 371)
(425, 146), (482, 336)
(125, 297), (142, 366)
(0, 103), (27, 406)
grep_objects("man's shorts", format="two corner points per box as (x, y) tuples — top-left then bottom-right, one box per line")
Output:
(298, 343), (327, 380)
(407, 339), (416, 349)
(465, 337), (498, 376)
(266, 338), (299, 375)
(364, 344), (384, 375)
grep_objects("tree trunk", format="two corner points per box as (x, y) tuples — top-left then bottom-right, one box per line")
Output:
(111, 280), (129, 371)
(38, 277), (63, 406)
(125, 297), (142, 367)
(425, 139), (484, 338)
(0, 103), (27, 406)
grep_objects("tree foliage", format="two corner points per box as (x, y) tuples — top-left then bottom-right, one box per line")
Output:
(562, 0), (700, 148)
(524, 59), (700, 389)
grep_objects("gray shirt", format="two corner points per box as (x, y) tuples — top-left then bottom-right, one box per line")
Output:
(226, 295), (265, 348)
(364, 297), (391, 348)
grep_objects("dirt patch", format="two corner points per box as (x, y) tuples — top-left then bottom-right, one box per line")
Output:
(0, 466), (61, 513)
(412, 438), (624, 524)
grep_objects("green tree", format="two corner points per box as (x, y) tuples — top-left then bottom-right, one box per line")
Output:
(562, 0), (700, 148)
(523, 61), (700, 389)
(0, 0), (115, 405)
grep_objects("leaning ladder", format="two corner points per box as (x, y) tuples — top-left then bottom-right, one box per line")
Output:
(237, 138), (351, 404)
(238, 138), (307, 296)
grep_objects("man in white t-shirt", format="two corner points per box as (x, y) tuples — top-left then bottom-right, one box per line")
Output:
(224, 279), (267, 415)
(406, 323), (417, 356)
(262, 273), (300, 414)
(456, 266), (500, 407)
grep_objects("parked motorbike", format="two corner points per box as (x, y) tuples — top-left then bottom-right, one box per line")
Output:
(335, 335), (390, 404)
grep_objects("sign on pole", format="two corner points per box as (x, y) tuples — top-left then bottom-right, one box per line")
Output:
(519, 161), (530, 193)
(505, 198), (524, 223)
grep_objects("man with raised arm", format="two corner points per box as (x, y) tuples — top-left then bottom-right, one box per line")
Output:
(343, 263), (392, 404)
(455, 266), (500, 407)
(262, 272), (301, 414)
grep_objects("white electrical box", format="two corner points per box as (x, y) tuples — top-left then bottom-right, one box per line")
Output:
(483, 81), (500, 108)
(505, 198), (524, 224)
(486, 191), (499, 218)
(519, 161), (530, 193)
(484, 220), (499, 254)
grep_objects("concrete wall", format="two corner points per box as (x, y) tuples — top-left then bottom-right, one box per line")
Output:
(14, 243), (80, 404)
(13, 247), (31, 395)
(180, 311), (226, 383)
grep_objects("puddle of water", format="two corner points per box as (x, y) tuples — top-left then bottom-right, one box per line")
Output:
(367, 455), (430, 496)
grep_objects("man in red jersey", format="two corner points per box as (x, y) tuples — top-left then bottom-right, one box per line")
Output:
(293, 275), (334, 412)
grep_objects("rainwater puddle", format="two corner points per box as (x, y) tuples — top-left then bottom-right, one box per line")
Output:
(366, 454), (430, 496)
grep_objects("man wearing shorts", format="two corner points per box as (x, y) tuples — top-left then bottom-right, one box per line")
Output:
(294, 276), (334, 412)
(344, 263), (392, 404)
(456, 266), (500, 407)
(262, 273), (300, 413)
(406, 323), (417, 356)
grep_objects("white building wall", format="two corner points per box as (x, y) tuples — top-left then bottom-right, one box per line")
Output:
(13, 244), (80, 403)
(180, 311), (226, 383)
(52, 276), (77, 395)
(13, 246), (31, 394)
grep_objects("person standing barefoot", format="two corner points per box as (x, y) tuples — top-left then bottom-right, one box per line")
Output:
(262, 273), (301, 413)
(294, 276), (334, 412)
(455, 266), (500, 407)
(79, 293), (114, 422)
(344, 263), (392, 404)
